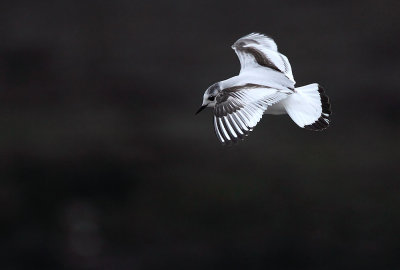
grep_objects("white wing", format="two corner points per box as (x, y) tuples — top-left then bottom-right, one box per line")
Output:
(232, 33), (295, 83)
(213, 84), (288, 144)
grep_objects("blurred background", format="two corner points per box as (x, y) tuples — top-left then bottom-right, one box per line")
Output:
(1, 0), (400, 269)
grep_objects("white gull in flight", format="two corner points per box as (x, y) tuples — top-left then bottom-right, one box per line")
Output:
(196, 33), (331, 144)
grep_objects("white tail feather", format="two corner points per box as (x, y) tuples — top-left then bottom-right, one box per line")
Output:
(283, 83), (331, 131)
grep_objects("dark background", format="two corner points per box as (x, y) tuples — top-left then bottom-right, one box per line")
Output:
(1, 0), (400, 269)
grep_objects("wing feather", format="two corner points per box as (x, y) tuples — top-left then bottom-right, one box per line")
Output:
(232, 33), (295, 83)
(213, 84), (288, 144)
(214, 117), (225, 143)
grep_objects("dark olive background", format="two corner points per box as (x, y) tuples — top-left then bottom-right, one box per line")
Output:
(1, 0), (400, 269)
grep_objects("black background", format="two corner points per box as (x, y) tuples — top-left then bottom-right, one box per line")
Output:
(1, 0), (400, 269)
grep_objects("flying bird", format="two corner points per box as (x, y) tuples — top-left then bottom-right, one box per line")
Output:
(196, 33), (331, 144)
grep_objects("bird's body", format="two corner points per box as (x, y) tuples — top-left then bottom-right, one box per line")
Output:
(220, 67), (294, 92)
(196, 33), (331, 144)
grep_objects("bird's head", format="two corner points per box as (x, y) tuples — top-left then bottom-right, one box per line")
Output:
(195, 83), (220, 114)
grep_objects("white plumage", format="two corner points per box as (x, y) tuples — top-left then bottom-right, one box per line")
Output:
(196, 33), (331, 144)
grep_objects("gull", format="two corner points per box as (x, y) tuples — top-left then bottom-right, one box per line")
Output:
(196, 33), (331, 145)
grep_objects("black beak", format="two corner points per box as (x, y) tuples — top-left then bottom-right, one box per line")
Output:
(195, 105), (207, 115)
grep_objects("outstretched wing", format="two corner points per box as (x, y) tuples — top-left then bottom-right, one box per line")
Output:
(213, 84), (288, 144)
(232, 33), (295, 82)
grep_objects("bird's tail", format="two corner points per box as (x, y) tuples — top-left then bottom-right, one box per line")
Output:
(282, 83), (331, 130)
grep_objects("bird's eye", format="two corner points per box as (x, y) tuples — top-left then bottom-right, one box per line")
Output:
(208, 96), (215, 101)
